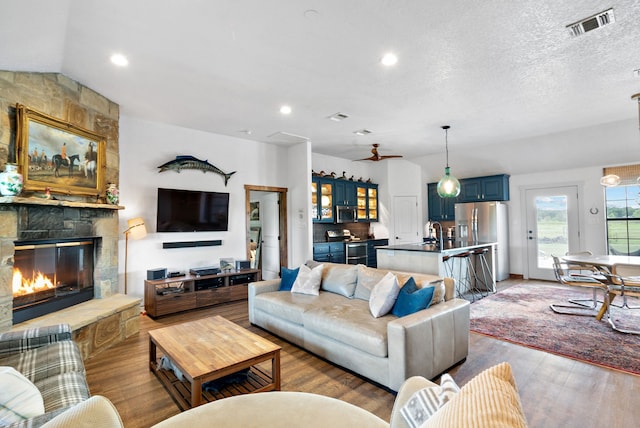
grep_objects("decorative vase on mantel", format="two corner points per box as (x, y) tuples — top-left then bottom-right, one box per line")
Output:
(0, 163), (23, 196)
(106, 183), (119, 205)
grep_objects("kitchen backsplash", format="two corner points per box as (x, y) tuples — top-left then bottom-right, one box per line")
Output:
(313, 222), (370, 242)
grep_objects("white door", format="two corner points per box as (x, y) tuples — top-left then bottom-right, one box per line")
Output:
(525, 186), (580, 280)
(261, 192), (281, 280)
(393, 196), (420, 244)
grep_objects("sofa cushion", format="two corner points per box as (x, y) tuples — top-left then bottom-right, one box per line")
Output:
(354, 265), (388, 301)
(304, 299), (392, 357)
(292, 264), (324, 296)
(36, 371), (91, 413)
(369, 272), (400, 318)
(420, 362), (527, 428)
(393, 272), (445, 305)
(0, 341), (85, 384)
(0, 366), (45, 423)
(253, 291), (347, 325)
(391, 278), (435, 317)
(279, 267), (299, 291)
(321, 264), (358, 298)
(399, 373), (460, 427)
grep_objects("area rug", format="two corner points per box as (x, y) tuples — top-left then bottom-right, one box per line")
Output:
(470, 282), (640, 375)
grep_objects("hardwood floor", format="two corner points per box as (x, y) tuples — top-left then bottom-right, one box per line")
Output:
(85, 279), (640, 428)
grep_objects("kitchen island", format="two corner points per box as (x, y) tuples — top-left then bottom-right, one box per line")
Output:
(376, 240), (497, 298)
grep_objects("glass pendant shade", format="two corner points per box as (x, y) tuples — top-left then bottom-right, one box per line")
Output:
(437, 125), (461, 198)
(600, 174), (621, 187)
(437, 166), (461, 197)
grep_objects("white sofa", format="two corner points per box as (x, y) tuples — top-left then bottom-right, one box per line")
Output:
(248, 262), (470, 391)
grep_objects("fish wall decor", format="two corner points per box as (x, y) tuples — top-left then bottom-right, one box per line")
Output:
(157, 155), (236, 186)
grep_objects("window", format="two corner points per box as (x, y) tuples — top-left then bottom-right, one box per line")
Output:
(604, 165), (640, 255)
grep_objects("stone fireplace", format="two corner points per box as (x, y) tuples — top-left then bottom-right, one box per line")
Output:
(0, 71), (123, 333)
(0, 201), (120, 330)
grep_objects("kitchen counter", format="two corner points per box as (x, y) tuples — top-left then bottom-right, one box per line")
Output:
(376, 241), (497, 296)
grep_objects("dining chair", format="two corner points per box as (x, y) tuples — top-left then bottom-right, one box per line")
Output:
(601, 263), (640, 335)
(550, 255), (608, 316)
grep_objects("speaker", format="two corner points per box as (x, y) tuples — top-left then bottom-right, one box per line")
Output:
(235, 260), (251, 270)
(147, 268), (167, 280)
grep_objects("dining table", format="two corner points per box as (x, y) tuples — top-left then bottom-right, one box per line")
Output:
(562, 254), (640, 320)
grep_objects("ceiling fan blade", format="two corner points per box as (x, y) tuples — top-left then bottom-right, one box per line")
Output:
(378, 155), (403, 160)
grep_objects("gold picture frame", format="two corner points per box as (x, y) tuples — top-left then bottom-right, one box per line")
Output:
(16, 104), (106, 197)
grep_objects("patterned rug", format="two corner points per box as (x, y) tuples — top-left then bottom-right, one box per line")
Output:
(470, 282), (640, 375)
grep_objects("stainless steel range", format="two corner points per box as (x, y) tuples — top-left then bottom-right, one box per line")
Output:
(326, 230), (368, 264)
(345, 241), (367, 265)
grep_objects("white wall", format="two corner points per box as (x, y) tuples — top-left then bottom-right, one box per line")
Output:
(287, 141), (313, 267)
(118, 115), (293, 300)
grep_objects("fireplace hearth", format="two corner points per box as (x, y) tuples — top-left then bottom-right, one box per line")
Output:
(12, 237), (98, 324)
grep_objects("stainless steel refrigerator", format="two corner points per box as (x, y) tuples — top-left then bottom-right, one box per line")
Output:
(454, 201), (510, 281)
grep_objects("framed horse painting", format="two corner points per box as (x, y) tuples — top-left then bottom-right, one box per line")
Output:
(15, 104), (106, 198)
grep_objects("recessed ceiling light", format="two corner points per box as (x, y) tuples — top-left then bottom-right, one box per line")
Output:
(381, 52), (398, 66)
(354, 129), (373, 136)
(280, 105), (292, 115)
(328, 112), (349, 121)
(110, 54), (128, 67)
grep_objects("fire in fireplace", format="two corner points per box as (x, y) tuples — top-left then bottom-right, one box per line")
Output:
(12, 237), (98, 324)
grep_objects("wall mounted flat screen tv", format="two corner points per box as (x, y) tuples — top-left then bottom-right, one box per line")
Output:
(157, 188), (230, 232)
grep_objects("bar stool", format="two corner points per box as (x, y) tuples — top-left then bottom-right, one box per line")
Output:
(441, 254), (454, 278)
(452, 251), (478, 301)
(472, 247), (495, 294)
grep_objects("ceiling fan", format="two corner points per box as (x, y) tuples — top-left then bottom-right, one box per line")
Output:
(356, 144), (403, 161)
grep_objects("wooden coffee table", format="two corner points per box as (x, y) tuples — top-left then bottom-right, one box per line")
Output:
(149, 315), (281, 410)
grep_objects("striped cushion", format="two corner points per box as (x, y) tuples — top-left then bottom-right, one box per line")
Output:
(420, 362), (527, 428)
(400, 374), (461, 427)
(0, 341), (85, 384)
(0, 325), (72, 357)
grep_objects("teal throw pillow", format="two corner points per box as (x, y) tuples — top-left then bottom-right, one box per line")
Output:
(391, 277), (435, 317)
(279, 267), (299, 291)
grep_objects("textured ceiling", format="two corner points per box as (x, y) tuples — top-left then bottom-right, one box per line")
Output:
(1, 0), (639, 162)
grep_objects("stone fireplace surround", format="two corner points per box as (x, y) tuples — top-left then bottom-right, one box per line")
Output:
(0, 199), (120, 328)
(0, 72), (140, 357)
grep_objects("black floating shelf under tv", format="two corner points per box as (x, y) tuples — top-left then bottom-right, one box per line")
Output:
(163, 240), (223, 249)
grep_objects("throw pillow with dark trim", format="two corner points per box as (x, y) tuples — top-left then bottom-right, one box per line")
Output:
(279, 267), (299, 291)
(391, 277), (435, 317)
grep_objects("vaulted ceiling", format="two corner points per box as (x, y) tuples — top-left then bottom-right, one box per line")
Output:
(1, 1), (639, 165)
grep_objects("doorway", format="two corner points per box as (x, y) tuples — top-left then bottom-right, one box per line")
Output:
(393, 196), (419, 244)
(245, 185), (288, 280)
(524, 185), (580, 280)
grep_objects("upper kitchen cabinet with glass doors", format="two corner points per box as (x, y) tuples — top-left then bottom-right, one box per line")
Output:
(312, 177), (334, 223)
(356, 183), (378, 222)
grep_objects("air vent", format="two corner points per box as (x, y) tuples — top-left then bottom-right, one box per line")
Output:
(567, 8), (615, 37)
(353, 129), (372, 136)
(328, 112), (349, 121)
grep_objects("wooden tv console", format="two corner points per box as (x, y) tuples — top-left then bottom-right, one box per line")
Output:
(144, 269), (261, 318)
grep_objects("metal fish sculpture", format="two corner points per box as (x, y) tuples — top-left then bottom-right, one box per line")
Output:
(157, 156), (236, 186)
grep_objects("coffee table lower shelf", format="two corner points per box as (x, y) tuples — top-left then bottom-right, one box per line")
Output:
(153, 365), (275, 411)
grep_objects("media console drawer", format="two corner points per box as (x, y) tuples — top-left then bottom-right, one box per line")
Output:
(144, 269), (261, 318)
(156, 293), (196, 316)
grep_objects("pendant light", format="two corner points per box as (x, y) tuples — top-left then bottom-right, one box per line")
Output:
(437, 125), (461, 198)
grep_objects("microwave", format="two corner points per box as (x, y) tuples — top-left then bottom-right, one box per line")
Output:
(335, 205), (357, 223)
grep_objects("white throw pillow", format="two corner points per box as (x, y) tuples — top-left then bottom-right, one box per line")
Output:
(369, 271), (400, 317)
(291, 264), (324, 295)
(400, 374), (460, 428)
(0, 366), (45, 423)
